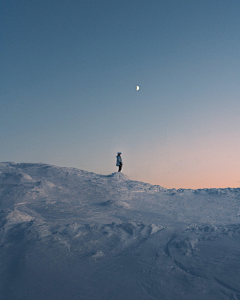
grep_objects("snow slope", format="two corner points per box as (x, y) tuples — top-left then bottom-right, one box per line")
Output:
(1, 162), (240, 300)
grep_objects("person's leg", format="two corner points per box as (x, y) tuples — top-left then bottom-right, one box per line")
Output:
(118, 164), (122, 172)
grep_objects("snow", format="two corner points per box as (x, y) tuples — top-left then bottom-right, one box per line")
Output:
(0, 162), (240, 299)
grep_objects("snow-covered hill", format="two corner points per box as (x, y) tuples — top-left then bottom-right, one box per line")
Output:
(1, 162), (240, 300)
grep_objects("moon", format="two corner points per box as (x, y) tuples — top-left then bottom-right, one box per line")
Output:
(136, 86), (140, 91)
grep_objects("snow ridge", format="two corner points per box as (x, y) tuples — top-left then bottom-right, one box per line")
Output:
(1, 162), (240, 300)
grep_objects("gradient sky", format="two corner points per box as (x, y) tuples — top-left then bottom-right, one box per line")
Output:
(1, 0), (240, 189)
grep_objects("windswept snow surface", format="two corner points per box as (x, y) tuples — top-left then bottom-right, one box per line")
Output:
(1, 163), (240, 300)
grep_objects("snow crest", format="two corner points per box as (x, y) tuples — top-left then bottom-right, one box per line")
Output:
(1, 162), (240, 300)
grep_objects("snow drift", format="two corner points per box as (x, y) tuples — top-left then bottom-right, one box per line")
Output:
(0, 162), (240, 300)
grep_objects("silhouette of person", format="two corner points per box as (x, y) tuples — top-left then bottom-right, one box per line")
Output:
(116, 152), (123, 172)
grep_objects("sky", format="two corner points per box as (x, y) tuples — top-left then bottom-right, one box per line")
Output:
(1, 0), (240, 189)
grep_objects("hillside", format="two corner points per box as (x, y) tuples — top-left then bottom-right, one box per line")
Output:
(1, 162), (240, 300)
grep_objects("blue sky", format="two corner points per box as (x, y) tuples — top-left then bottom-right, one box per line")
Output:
(1, 0), (240, 188)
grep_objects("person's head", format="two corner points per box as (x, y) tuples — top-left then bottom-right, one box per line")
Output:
(117, 152), (121, 156)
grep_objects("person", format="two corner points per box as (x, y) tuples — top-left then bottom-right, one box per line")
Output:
(116, 152), (123, 172)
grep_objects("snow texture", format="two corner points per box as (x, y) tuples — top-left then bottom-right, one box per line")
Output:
(1, 162), (240, 299)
